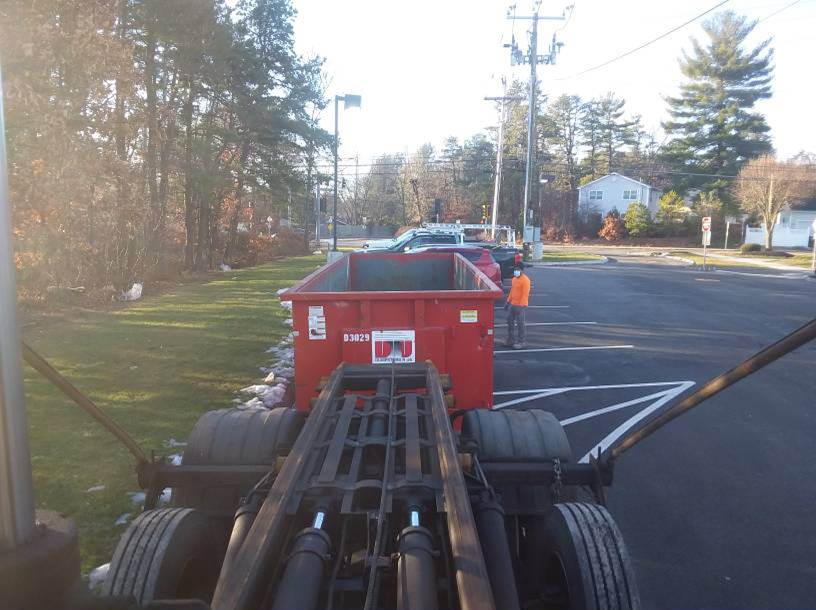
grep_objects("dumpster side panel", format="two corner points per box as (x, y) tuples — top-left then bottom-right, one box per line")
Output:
(290, 295), (495, 410)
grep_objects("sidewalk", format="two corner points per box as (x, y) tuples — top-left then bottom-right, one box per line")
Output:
(702, 251), (812, 273)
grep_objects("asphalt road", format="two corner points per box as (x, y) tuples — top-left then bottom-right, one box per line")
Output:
(493, 260), (816, 609)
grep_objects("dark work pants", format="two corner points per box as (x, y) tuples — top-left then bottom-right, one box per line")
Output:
(507, 304), (526, 344)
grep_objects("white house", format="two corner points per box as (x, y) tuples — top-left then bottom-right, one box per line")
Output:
(577, 173), (662, 217)
(744, 199), (816, 248)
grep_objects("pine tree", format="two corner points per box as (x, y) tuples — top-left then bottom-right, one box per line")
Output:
(662, 11), (773, 205)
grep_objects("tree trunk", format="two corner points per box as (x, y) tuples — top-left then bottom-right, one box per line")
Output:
(764, 221), (774, 250)
(183, 83), (196, 269)
(222, 139), (251, 264)
(113, 0), (131, 291)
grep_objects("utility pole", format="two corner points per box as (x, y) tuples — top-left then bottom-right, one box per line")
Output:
(485, 79), (524, 241)
(507, 3), (565, 244)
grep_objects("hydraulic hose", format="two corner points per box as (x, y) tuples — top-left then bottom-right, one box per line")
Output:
(21, 342), (148, 464)
(611, 317), (816, 460)
(472, 495), (521, 610)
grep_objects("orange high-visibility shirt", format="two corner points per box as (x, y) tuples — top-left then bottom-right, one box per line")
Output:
(507, 273), (531, 306)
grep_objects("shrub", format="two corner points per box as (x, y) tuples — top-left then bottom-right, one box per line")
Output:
(741, 243), (762, 253)
(623, 202), (652, 236)
(598, 210), (626, 241)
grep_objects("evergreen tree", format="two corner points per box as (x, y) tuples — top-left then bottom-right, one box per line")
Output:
(662, 11), (773, 205)
(623, 202), (651, 236)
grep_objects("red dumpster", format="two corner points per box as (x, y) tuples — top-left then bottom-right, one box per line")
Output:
(280, 252), (503, 410)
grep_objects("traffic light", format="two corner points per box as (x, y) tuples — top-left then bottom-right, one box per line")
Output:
(481, 204), (489, 223)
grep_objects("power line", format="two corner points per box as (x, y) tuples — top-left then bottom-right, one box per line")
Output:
(757, 0), (801, 23)
(556, 0), (730, 81)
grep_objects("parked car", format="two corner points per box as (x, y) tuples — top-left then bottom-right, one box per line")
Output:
(362, 229), (464, 252)
(409, 245), (502, 288)
(471, 242), (521, 279)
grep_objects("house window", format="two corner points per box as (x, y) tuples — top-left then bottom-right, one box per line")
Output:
(622, 189), (638, 200)
(589, 190), (603, 201)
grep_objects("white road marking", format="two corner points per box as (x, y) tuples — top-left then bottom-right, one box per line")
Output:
(577, 381), (695, 463)
(524, 321), (597, 326)
(560, 390), (671, 426)
(494, 381), (691, 396)
(495, 305), (571, 309)
(492, 389), (569, 410)
(494, 344), (633, 355)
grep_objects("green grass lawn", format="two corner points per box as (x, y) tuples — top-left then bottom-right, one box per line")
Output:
(539, 250), (605, 263)
(23, 255), (322, 572)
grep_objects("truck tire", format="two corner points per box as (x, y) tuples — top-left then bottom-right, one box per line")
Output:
(172, 407), (304, 514)
(103, 508), (221, 605)
(461, 409), (572, 461)
(536, 502), (641, 610)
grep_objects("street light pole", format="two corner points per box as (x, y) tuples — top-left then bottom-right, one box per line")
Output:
(332, 96), (340, 252)
(332, 93), (362, 252)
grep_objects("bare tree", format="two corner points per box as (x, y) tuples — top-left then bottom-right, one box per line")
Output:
(735, 155), (812, 250)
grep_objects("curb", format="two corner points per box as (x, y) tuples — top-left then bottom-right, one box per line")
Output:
(528, 256), (609, 267)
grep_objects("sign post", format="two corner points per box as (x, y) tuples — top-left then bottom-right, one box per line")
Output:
(811, 219), (816, 276)
(702, 216), (712, 269)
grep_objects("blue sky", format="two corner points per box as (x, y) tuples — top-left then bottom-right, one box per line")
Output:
(292, 0), (815, 168)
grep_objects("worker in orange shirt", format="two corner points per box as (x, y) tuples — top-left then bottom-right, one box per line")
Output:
(504, 264), (530, 349)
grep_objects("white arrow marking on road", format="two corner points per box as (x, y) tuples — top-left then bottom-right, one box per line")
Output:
(577, 381), (695, 463)
(494, 345), (633, 355)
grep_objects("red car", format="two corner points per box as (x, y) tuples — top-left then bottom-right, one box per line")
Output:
(410, 245), (503, 288)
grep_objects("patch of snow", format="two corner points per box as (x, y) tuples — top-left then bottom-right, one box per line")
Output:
(128, 491), (146, 505)
(115, 513), (131, 525)
(238, 397), (266, 410)
(120, 282), (143, 302)
(88, 563), (110, 591)
(263, 371), (276, 384)
(240, 384), (273, 396)
(261, 383), (287, 408)
(284, 318), (293, 326)
(168, 454), (182, 466)
(163, 437), (186, 448)
(219, 262), (232, 271)
(313, 250), (322, 255)
(157, 487), (172, 506)
(280, 300), (292, 311)
(276, 288), (288, 295)
(232, 398), (243, 404)
(129, 365), (138, 370)
(86, 485), (105, 493)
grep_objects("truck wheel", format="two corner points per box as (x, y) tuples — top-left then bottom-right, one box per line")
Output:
(536, 502), (641, 610)
(172, 407), (304, 514)
(461, 409), (572, 461)
(103, 508), (221, 605)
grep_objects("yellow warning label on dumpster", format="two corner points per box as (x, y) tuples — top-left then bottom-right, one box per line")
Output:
(460, 309), (478, 323)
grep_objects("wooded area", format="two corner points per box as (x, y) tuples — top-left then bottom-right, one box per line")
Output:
(2, 0), (328, 301)
(3, 5), (816, 303)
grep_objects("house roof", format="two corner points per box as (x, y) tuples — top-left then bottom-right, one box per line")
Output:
(578, 172), (657, 191)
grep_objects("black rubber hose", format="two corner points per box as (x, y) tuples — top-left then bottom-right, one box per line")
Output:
(218, 493), (262, 583)
(270, 527), (331, 610)
(368, 378), (391, 438)
(396, 526), (439, 610)
(473, 496), (521, 610)
(21, 342), (148, 464)
(611, 316), (816, 460)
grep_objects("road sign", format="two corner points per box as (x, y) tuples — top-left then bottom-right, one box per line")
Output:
(702, 231), (711, 246)
(702, 216), (712, 232)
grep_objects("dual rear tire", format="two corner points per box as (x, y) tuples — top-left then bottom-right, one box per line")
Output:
(462, 408), (640, 610)
(105, 407), (304, 605)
